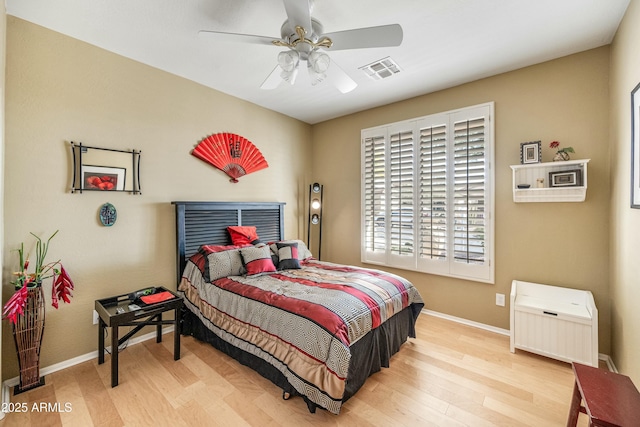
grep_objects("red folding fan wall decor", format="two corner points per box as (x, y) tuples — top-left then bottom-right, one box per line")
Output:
(192, 133), (268, 183)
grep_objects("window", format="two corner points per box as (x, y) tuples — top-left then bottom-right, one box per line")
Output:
(361, 103), (494, 283)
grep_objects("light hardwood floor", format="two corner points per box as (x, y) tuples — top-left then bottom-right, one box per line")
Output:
(0, 313), (591, 426)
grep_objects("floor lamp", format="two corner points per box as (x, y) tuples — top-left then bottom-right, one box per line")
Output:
(307, 182), (323, 260)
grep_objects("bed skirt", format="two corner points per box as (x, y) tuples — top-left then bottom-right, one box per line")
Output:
(180, 303), (421, 413)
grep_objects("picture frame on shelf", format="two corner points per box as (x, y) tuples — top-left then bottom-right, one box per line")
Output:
(81, 165), (126, 191)
(549, 169), (582, 187)
(631, 82), (640, 208)
(520, 141), (541, 164)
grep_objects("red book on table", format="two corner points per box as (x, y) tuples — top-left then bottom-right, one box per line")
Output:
(140, 291), (174, 305)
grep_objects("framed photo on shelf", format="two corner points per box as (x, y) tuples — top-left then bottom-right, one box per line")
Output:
(632, 82), (640, 208)
(549, 169), (582, 187)
(520, 141), (541, 164)
(81, 165), (126, 191)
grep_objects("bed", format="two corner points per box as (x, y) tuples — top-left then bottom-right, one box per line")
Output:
(173, 201), (424, 414)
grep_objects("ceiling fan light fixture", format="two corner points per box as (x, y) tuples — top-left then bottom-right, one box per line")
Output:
(307, 50), (330, 85)
(278, 50), (300, 84)
(278, 50), (300, 72)
(308, 51), (330, 74)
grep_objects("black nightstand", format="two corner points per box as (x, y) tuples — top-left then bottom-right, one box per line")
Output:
(95, 287), (183, 387)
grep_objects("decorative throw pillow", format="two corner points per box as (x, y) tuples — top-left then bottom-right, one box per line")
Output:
(269, 239), (313, 261)
(205, 248), (246, 282)
(240, 244), (276, 275)
(199, 244), (245, 255)
(277, 242), (301, 270)
(270, 250), (279, 268)
(227, 226), (261, 246)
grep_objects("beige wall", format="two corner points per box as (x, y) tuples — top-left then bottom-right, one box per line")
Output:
(2, 17), (312, 380)
(610, 0), (640, 384)
(312, 47), (612, 353)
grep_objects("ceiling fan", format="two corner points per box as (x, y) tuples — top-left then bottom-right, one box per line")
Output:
(198, 0), (403, 93)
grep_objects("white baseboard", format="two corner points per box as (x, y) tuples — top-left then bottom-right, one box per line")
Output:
(423, 308), (615, 371)
(599, 354), (618, 372)
(423, 309), (511, 336)
(1, 326), (175, 410)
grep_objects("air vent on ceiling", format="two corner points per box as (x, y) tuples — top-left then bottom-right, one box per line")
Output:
(359, 57), (401, 80)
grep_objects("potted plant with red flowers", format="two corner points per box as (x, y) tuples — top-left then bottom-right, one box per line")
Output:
(549, 140), (575, 161)
(2, 230), (74, 393)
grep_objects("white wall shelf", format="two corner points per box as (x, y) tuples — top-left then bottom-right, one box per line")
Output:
(510, 159), (590, 202)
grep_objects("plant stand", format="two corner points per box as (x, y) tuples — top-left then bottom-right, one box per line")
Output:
(12, 286), (46, 394)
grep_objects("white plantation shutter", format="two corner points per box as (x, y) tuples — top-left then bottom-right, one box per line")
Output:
(362, 131), (387, 264)
(450, 107), (492, 281)
(453, 117), (486, 264)
(419, 122), (447, 260)
(388, 129), (414, 260)
(361, 103), (494, 283)
(416, 120), (449, 276)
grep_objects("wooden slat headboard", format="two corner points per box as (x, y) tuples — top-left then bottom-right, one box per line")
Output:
(172, 201), (285, 283)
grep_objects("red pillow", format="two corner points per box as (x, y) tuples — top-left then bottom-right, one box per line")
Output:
(227, 226), (260, 246)
(239, 245), (276, 275)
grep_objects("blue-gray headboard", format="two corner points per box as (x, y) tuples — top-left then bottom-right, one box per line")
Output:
(172, 201), (285, 284)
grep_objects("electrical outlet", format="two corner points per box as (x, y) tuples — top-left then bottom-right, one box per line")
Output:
(496, 293), (505, 307)
(93, 309), (99, 325)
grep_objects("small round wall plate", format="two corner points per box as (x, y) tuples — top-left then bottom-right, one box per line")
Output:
(99, 202), (117, 226)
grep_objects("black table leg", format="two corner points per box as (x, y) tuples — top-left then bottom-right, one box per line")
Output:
(156, 313), (162, 343)
(174, 307), (181, 361)
(98, 318), (105, 364)
(111, 325), (119, 387)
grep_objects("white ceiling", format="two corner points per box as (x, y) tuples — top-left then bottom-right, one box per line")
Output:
(6, 0), (630, 124)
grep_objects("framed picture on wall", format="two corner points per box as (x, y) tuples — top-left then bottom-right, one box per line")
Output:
(632, 82), (640, 208)
(81, 165), (126, 191)
(520, 141), (541, 164)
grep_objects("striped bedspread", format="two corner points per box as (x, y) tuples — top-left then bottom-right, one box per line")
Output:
(178, 258), (424, 414)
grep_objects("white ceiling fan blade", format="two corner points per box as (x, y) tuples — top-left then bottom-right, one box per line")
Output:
(325, 61), (357, 93)
(260, 65), (283, 90)
(282, 0), (312, 33)
(198, 30), (277, 46)
(323, 24), (403, 51)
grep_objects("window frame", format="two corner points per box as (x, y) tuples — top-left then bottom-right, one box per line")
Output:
(361, 102), (495, 284)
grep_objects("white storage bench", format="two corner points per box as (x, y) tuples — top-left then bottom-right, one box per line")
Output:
(510, 280), (598, 367)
